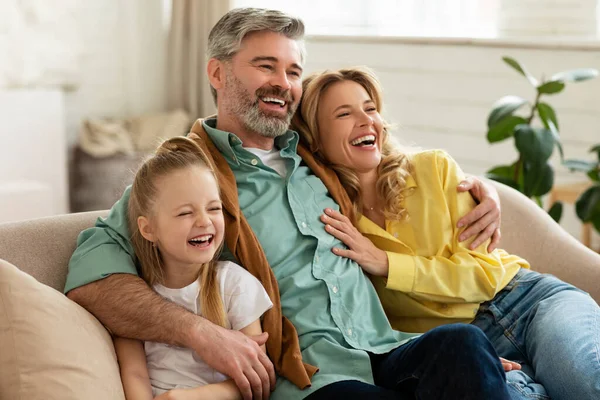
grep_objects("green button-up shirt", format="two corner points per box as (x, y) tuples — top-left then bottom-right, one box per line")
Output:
(65, 119), (417, 399)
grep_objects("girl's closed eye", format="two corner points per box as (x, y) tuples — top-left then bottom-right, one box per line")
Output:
(336, 112), (350, 118)
(178, 211), (192, 217)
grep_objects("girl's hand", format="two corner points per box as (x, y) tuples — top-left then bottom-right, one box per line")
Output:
(321, 208), (389, 276)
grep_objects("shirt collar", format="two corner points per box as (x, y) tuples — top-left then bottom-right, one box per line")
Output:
(202, 118), (299, 162)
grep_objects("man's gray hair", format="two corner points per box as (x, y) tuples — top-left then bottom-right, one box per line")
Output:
(207, 8), (306, 104)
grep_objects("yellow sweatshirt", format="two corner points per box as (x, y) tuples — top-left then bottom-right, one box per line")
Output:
(360, 150), (529, 333)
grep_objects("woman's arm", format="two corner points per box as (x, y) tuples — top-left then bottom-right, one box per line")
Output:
(113, 337), (154, 400)
(155, 320), (266, 400)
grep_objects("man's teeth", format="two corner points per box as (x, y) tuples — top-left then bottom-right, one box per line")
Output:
(261, 97), (286, 106)
(189, 235), (212, 243)
(351, 135), (376, 146)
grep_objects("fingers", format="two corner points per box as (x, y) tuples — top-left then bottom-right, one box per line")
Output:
(253, 362), (271, 400)
(324, 208), (348, 221)
(258, 350), (277, 391)
(232, 371), (253, 400)
(469, 223), (497, 250)
(250, 332), (269, 346)
(245, 367), (264, 400)
(459, 210), (497, 242)
(457, 177), (475, 192)
(457, 202), (487, 230)
(499, 357), (521, 372)
(487, 229), (501, 252)
(332, 247), (357, 261)
(325, 224), (352, 247)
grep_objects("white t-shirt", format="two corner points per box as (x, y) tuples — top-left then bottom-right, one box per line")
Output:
(145, 261), (273, 395)
(246, 146), (288, 178)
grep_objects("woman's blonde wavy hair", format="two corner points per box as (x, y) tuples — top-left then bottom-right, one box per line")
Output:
(128, 136), (228, 328)
(292, 67), (414, 222)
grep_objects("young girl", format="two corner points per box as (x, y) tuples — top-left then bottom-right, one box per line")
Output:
(113, 136), (273, 400)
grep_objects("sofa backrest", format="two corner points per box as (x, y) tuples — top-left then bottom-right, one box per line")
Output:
(0, 210), (106, 291)
(0, 180), (599, 299)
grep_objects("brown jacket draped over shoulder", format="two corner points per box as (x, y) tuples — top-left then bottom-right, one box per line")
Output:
(188, 118), (355, 389)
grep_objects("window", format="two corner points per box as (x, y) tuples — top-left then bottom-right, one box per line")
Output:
(233, 0), (500, 38)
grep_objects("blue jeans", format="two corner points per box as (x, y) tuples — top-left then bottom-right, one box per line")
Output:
(472, 268), (600, 400)
(306, 324), (511, 400)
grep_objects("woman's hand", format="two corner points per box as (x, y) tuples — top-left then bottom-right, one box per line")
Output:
(321, 208), (389, 276)
(500, 357), (521, 372)
(456, 177), (502, 252)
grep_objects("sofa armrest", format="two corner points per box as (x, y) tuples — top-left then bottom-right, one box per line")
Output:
(486, 179), (600, 302)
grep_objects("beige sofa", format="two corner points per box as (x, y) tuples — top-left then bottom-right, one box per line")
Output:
(1, 181), (600, 399)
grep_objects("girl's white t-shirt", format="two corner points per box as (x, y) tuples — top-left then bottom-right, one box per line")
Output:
(145, 261), (273, 395)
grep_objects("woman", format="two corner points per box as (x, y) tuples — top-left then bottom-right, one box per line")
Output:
(292, 67), (600, 400)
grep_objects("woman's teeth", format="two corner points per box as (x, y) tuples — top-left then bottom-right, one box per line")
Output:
(351, 135), (376, 146)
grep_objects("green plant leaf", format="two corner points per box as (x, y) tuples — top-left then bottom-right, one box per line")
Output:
(547, 201), (563, 222)
(486, 116), (527, 143)
(575, 185), (600, 221)
(588, 169), (600, 182)
(536, 102), (559, 131)
(502, 57), (539, 86)
(486, 165), (520, 189)
(592, 214), (600, 233)
(537, 80), (566, 95)
(563, 159), (596, 172)
(523, 161), (554, 197)
(590, 144), (600, 161)
(551, 68), (599, 82)
(514, 126), (555, 162)
(487, 96), (528, 128)
(536, 102), (563, 160)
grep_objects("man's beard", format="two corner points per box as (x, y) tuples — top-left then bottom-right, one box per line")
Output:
(224, 74), (297, 139)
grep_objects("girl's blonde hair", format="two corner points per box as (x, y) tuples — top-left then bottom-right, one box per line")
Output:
(292, 67), (414, 222)
(128, 136), (228, 328)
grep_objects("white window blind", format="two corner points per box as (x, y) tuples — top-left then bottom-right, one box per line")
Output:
(233, 0), (500, 38)
(233, 0), (600, 39)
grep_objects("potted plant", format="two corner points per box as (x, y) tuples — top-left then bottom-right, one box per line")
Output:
(485, 57), (598, 222)
(565, 145), (600, 234)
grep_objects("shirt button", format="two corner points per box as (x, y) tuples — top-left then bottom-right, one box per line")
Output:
(441, 303), (448, 309)
(301, 222), (307, 228)
(347, 329), (353, 336)
(332, 286), (338, 293)
(251, 159), (258, 166)
(393, 232), (399, 238)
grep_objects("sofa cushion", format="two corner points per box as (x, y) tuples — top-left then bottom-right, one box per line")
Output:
(0, 259), (125, 400)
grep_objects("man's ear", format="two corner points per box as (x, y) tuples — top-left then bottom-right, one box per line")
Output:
(207, 58), (225, 93)
(138, 216), (156, 243)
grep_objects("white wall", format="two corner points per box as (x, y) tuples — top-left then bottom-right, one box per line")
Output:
(64, 0), (169, 145)
(304, 36), (600, 248)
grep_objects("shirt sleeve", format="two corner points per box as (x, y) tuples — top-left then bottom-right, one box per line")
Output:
(220, 262), (273, 331)
(64, 186), (139, 294)
(385, 151), (528, 304)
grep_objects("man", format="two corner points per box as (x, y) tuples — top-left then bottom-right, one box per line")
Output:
(66, 8), (506, 400)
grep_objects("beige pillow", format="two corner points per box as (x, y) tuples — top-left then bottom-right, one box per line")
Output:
(0, 260), (125, 399)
